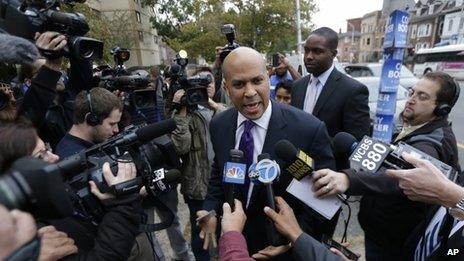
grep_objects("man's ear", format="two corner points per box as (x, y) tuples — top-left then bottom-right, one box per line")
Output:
(331, 49), (338, 57)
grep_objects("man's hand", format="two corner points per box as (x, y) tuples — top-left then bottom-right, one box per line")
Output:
(312, 169), (350, 198)
(251, 244), (292, 260)
(386, 153), (464, 207)
(221, 200), (246, 233)
(38, 226), (78, 261)
(196, 210), (217, 250)
(173, 89), (186, 103)
(329, 242), (360, 261)
(34, 32), (67, 71)
(274, 54), (290, 70)
(89, 162), (137, 200)
(263, 197), (303, 243)
(0, 205), (36, 260)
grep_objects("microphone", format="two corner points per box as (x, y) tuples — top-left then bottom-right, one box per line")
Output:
(346, 135), (458, 182)
(113, 119), (177, 147)
(333, 132), (359, 170)
(275, 139), (347, 202)
(248, 153), (280, 210)
(0, 33), (39, 64)
(274, 140), (314, 180)
(223, 149), (247, 210)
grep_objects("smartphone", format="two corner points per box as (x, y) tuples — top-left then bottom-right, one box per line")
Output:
(321, 235), (359, 260)
(272, 53), (280, 67)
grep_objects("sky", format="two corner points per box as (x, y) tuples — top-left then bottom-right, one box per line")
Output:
(312, 0), (384, 33)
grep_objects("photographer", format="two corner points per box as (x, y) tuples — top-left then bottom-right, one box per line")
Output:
(18, 31), (93, 148)
(170, 66), (226, 260)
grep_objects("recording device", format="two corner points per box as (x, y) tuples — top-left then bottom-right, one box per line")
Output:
(0, 157), (74, 218)
(96, 47), (154, 111)
(223, 149), (246, 211)
(168, 50), (209, 107)
(338, 133), (458, 182)
(274, 139), (314, 180)
(219, 24), (240, 62)
(0, 33), (39, 64)
(55, 119), (181, 219)
(272, 53), (281, 68)
(0, 0), (103, 60)
(248, 153), (280, 210)
(321, 235), (359, 260)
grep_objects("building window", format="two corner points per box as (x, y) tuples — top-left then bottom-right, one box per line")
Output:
(411, 25), (417, 39)
(449, 19), (454, 32)
(367, 38), (370, 45)
(138, 31), (144, 41)
(136, 11), (141, 23)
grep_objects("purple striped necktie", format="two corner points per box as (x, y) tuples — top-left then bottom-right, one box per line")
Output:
(238, 120), (255, 196)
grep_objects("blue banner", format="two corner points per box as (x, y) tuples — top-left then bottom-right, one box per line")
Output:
(379, 58), (402, 92)
(372, 115), (395, 142)
(376, 92), (398, 115)
(383, 10), (409, 48)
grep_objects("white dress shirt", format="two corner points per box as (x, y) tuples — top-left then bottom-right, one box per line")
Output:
(235, 102), (272, 207)
(303, 64), (335, 114)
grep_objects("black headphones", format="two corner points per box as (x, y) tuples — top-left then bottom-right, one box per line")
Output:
(433, 79), (461, 117)
(85, 91), (101, 126)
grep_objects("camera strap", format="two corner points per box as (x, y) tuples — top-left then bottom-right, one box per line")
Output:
(139, 196), (174, 232)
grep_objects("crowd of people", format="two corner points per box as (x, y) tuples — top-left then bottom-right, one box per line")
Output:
(1, 16), (464, 261)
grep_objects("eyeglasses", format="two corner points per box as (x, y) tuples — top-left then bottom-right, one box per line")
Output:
(408, 89), (435, 102)
(33, 142), (52, 160)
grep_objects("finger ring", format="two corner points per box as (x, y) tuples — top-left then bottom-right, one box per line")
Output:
(325, 184), (331, 192)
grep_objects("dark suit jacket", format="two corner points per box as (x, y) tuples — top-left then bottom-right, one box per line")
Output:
(291, 68), (370, 141)
(402, 206), (464, 261)
(203, 101), (335, 257)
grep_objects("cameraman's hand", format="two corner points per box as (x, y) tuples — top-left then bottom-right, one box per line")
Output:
(196, 210), (217, 250)
(89, 162), (137, 200)
(0, 206), (36, 260)
(34, 32), (66, 71)
(38, 226), (77, 261)
(173, 89), (186, 103)
(214, 46), (223, 67)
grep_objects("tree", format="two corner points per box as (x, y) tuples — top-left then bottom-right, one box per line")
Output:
(142, 0), (317, 63)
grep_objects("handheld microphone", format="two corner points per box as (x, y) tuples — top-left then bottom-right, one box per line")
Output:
(248, 153), (280, 210)
(345, 135), (458, 182)
(275, 139), (347, 202)
(274, 140), (314, 180)
(223, 149), (246, 210)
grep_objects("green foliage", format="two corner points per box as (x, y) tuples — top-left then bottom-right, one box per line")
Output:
(142, 0), (317, 63)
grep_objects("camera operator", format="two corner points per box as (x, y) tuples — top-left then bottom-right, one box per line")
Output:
(18, 31), (93, 149)
(170, 66), (226, 260)
(55, 88), (122, 158)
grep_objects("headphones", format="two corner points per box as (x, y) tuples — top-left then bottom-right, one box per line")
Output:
(433, 79), (461, 117)
(85, 91), (101, 126)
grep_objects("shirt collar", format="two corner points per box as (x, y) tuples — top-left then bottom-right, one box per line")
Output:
(312, 64), (335, 86)
(237, 101), (272, 130)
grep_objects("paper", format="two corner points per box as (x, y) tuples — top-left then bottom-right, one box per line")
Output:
(286, 176), (342, 220)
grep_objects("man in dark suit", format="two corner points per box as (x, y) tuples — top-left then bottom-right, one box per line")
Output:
(291, 27), (370, 141)
(197, 47), (335, 259)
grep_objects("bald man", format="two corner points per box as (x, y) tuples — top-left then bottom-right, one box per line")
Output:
(197, 47), (335, 260)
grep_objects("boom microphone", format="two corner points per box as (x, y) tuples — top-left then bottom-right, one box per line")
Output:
(0, 33), (39, 64)
(114, 119), (177, 147)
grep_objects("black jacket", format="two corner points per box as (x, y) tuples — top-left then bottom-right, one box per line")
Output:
(291, 68), (371, 141)
(344, 118), (460, 255)
(42, 195), (142, 261)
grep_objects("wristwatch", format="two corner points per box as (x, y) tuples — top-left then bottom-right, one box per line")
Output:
(449, 197), (464, 221)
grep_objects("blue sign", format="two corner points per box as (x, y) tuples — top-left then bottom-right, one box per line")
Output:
(383, 48), (405, 61)
(372, 114), (395, 142)
(380, 59), (401, 92)
(223, 162), (246, 184)
(376, 92), (398, 115)
(383, 10), (410, 48)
